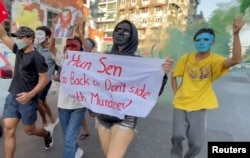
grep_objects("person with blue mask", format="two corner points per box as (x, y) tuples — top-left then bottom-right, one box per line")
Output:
(0, 24), (54, 157)
(170, 18), (244, 158)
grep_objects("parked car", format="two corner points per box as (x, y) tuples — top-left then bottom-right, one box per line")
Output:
(0, 53), (13, 79)
(0, 53), (13, 138)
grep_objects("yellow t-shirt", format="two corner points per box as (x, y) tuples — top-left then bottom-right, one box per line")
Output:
(172, 52), (228, 111)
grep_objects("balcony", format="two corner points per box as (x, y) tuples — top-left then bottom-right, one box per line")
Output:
(96, 17), (107, 22)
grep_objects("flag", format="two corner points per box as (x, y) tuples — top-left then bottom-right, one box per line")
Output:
(0, 1), (8, 23)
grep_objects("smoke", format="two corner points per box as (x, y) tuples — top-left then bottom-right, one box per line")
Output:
(161, 0), (250, 60)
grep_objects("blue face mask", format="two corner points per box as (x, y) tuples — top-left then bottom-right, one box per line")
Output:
(13, 38), (28, 50)
(194, 33), (214, 53)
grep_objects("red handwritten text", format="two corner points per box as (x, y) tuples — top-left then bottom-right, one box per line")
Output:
(105, 79), (126, 92)
(129, 84), (151, 99)
(75, 91), (86, 102)
(60, 71), (67, 83)
(67, 54), (92, 70)
(97, 57), (122, 77)
(91, 92), (132, 111)
(70, 71), (90, 86)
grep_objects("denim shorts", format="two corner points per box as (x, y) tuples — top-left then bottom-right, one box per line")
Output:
(38, 80), (52, 100)
(2, 93), (38, 125)
(96, 114), (137, 130)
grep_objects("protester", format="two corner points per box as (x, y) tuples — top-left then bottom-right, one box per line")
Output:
(0, 25), (53, 158)
(35, 26), (59, 128)
(95, 19), (173, 158)
(50, 18), (93, 158)
(78, 37), (97, 140)
(170, 18), (244, 158)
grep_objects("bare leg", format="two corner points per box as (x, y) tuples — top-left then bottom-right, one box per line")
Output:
(3, 118), (20, 158)
(38, 100), (48, 127)
(79, 117), (90, 140)
(23, 124), (48, 137)
(42, 100), (56, 123)
(82, 117), (89, 133)
(97, 124), (111, 156)
(106, 125), (135, 158)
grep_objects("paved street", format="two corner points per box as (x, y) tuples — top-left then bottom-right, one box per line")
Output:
(0, 70), (250, 158)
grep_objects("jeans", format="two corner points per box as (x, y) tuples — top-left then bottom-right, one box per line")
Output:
(58, 108), (86, 158)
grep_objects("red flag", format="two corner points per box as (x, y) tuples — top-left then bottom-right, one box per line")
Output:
(0, 1), (8, 23)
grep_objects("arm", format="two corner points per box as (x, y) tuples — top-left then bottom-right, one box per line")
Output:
(223, 18), (245, 68)
(75, 19), (91, 52)
(29, 72), (49, 97)
(171, 73), (178, 95)
(48, 18), (57, 57)
(159, 57), (173, 96)
(0, 24), (14, 51)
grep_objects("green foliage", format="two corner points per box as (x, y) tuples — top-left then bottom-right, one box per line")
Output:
(162, 28), (184, 60)
(162, 0), (250, 60)
(239, 0), (250, 14)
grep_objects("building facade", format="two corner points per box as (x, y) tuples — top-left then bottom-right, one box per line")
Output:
(94, 0), (201, 55)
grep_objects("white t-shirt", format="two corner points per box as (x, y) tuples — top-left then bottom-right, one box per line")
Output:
(57, 86), (85, 109)
(55, 50), (85, 109)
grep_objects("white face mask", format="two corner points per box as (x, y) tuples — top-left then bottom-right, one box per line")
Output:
(36, 30), (46, 44)
(13, 38), (28, 50)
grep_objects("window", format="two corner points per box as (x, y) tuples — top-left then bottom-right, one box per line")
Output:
(119, 10), (125, 16)
(121, 0), (125, 5)
(155, 17), (162, 23)
(131, 0), (136, 3)
(106, 22), (116, 29)
(107, 3), (116, 11)
(140, 8), (148, 13)
(129, 9), (135, 14)
(140, 18), (147, 24)
(155, 6), (163, 12)
(47, 11), (58, 28)
(106, 12), (116, 19)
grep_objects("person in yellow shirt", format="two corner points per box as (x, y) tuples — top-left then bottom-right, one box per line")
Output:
(170, 18), (244, 158)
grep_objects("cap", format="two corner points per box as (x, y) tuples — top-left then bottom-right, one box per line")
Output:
(11, 26), (35, 38)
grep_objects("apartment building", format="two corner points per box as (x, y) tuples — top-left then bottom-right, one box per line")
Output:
(94, 0), (200, 54)
(95, 0), (118, 51)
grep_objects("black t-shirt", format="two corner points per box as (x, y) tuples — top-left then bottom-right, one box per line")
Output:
(8, 44), (48, 99)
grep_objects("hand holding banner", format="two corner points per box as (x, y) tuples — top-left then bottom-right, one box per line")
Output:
(60, 51), (165, 119)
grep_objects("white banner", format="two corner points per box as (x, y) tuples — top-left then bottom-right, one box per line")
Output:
(61, 51), (165, 119)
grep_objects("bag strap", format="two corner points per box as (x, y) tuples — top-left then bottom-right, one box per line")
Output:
(180, 54), (189, 86)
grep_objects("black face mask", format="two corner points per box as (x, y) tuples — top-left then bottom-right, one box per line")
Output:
(113, 23), (131, 47)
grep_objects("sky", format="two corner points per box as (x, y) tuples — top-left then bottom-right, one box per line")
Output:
(197, 0), (249, 49)
(197, 0), (233, 20)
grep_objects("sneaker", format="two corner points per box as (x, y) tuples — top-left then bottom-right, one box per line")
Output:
(75, 148), (84, 158)
(44, 127), (53, 150)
